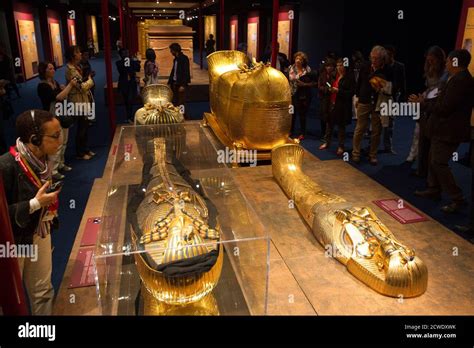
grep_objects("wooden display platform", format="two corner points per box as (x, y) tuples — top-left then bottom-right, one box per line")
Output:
(53, 124), (474, 315)
(233, 160), (474, 315)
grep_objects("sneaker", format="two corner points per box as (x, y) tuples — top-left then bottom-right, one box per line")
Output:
(336, 147), (344, 156)
(76, 154), (92, 160)
(369, 157), (378, 166)
(319, 143), (328, 150)
(441, 200), (467, 214)
(52, 172), (65, 180)
(87, 151), (96, 157)
(59, 165), (72, 172)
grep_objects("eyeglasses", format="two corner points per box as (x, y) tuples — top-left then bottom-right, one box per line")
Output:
(44, 132), (62, 140)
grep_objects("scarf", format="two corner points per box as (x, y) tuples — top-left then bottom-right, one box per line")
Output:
(13, 138), (57, 238)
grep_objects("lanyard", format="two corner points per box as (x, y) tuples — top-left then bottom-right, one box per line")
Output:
(9, 146), (58, 214)
(9, 146), (43, 188)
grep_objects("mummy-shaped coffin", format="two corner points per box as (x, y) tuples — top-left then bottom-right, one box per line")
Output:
(134, 84), (184, 125)
(271, 144), (428, 298)
(130, 138), (223, 305)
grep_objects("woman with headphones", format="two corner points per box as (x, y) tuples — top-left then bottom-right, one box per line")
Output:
(0, 109), (62, 315)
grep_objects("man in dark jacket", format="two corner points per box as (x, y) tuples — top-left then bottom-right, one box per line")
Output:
(116, 48), (140, 123)
(415, 49), (474, 213)
(383, 45), (406, 153)
(168, 43), (191, 119)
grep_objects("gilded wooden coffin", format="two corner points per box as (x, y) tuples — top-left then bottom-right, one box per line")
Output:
(272, 144), (428, 298)
(130, 138), (223, 305)
(206, 50), (292, 152)
(134, 84), (184, 125)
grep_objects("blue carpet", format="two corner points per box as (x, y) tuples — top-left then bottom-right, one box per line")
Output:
(2, 52), (472, 293)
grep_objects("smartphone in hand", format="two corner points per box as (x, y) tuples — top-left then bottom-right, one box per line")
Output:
(46, 181), (63, 193)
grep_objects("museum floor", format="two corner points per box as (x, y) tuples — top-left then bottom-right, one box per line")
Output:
(3, 51), (472, 297)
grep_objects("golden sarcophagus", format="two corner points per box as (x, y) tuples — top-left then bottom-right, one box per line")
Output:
(135, 84), (184, 125)
(130, 138), (223, 306)
(272, 144), (428, 298)
(204, 50), (292, 160)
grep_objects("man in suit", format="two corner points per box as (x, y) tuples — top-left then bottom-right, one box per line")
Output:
(168, 43), (191, 119)
(454, 108), (474, 238)
(415, 49), (474, 214)
(116, 48), (140, 123)
(383, 45), (406, 154)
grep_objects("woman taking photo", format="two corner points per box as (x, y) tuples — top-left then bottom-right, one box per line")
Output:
(65, 45), (95, 160)
(0, 109), (62, 315)
(319, 58), (355, 155)
(37, 61), (76, 179)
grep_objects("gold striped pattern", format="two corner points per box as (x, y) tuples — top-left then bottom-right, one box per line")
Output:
(132, 138), (223, 305)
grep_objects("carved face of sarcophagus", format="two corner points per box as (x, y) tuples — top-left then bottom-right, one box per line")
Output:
(207, 50), (292, 151)
(134, 84), (184, 125)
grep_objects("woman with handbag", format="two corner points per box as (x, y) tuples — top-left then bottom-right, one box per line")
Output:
(37, 61), (77, 179)
(65, 45), (95, 160)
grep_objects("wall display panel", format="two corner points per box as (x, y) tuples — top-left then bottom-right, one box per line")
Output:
(17, 19), (39, 79)
(68, 19), (76, 46)
(204, 15), (217, 47)
(49, 22), (63, 67)
(247, 21), (258, 61)
(138, 21), (145, 58)
(91, 15), (99, 54)
(461, 7), (474, 74)
(229, 16), (238, 51)
(277, 20), (290, 58)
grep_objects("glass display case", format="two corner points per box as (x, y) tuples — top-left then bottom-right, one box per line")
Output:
(94, 122), (269, 315)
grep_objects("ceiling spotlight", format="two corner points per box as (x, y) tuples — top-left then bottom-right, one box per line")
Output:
(153, 9), (156, 12)
(163, 9), (166, 12)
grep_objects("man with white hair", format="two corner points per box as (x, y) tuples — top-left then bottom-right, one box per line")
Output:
(352, 45), (393, 165)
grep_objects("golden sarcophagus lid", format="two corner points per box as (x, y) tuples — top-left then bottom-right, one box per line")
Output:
(205, 50), (292, 154)
(135, 84), (184, 125)
(130, 138), (223, 306)
(272, 144), (428, 298)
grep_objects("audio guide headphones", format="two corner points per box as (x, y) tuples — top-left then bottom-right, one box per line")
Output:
(30, 110), (42, 147)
